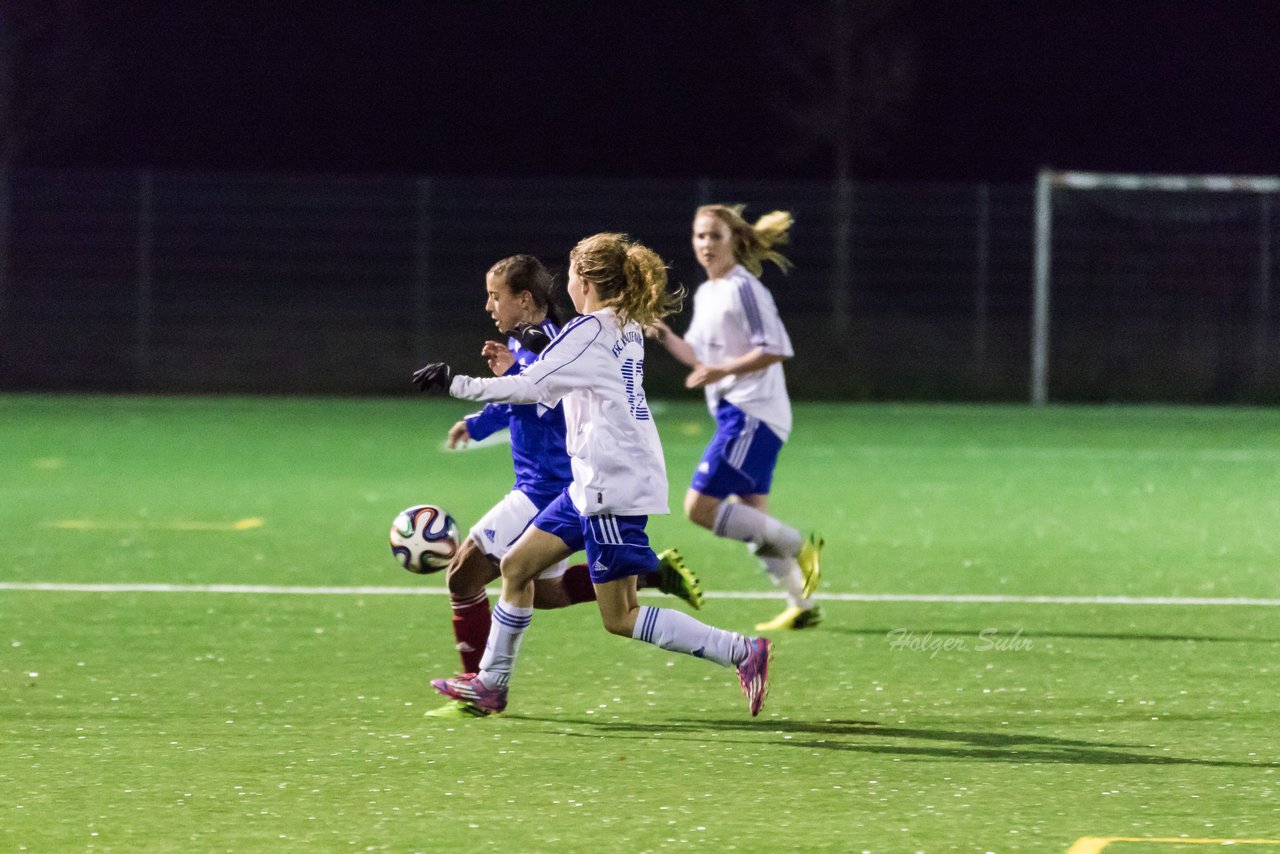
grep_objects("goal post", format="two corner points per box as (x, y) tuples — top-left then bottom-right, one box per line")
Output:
(1031, 169), (1280, 405)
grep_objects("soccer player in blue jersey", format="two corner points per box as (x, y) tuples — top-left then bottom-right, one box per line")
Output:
(417, 255), (701, 718)
(648, 205), (823, 632)
(414, 234), (772, 717)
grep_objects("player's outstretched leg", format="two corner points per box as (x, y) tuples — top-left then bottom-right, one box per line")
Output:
(623, 600), (773, 717)
(655, 548), (704, 610)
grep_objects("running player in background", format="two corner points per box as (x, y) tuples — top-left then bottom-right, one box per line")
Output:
(647, 204), (823, 632)
(414, 233), (772, 717)
(415, 254), (702, 718)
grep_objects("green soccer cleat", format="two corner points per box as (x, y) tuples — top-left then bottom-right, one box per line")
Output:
(798, 532), (824, 599)
(754, 604), (824, 632)
(656, 548), (704, 610)
(423, 699), (492, 719)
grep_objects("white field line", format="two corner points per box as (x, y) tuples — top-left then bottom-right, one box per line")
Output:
(0, 582), (1277, 606)
(793, 444), (1280, 464)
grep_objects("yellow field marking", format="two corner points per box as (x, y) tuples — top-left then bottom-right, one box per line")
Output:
(1069, 837), (1280, 853)
(32, 457), (66, 469)
(48, 518), (265, 532)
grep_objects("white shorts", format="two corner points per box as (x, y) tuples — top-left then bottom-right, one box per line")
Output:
(468, 489), (569, 579)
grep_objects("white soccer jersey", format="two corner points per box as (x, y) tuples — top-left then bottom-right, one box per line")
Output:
(449, 307), (669, 516)
(683, 264), (795, 440)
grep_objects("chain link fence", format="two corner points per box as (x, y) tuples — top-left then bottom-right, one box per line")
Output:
(2, 169), (1269, 402)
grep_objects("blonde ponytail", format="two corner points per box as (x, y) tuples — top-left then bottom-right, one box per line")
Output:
(620, 243), (685, 327)
(697, 204), (795, 276)
(570, 233), (685, 328)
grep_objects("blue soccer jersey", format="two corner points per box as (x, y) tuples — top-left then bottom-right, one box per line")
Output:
(462, 318), (573, 508)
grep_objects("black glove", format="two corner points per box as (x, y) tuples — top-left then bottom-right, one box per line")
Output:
(507, 321), (552, 355)
(412, 362), (454, 393)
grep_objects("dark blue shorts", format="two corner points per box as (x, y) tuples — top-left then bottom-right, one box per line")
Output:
(531, 489), (659, 584)
(690, 400), (785, 500)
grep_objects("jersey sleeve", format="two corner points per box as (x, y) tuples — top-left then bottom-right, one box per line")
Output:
(682, 315), (705, 351)
(450, 315), (604, 406)
(458, 335), (540, 437)
(463, 404), (510, 441)
(736, 277), (794, 357)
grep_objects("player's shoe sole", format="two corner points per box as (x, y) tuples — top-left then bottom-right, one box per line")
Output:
(430, 673), (508, 715)
(798, 533), (824, 599)
(736, 637), (772, 716)
(423, 699), (491, 719)
(754, 604), (824, 632)
(656, 548), (704, 610)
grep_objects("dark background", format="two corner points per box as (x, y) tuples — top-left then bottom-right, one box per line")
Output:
(4, 1), (1279, 403)
(6, 0), (1280, 181)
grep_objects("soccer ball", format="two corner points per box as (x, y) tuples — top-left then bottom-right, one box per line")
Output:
(389, 504), (459, 574)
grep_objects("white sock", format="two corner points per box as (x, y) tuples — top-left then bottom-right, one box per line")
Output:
(477, 601), (533, 688)
(631, 605), (748, 668)
(713, 502), (802, 557)
(757, 551), (812, 609)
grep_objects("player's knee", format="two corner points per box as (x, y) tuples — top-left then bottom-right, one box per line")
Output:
(498, 550), (539, 587)
(600, 612), (633, 637)
(684, 493), (718, 529)
(596, 599), (638, 636)
(446, 538), (492, 597)
(444, 566), (473, 598)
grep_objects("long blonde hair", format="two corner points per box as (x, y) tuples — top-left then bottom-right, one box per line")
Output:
(697, 204), (794, 276)
(569, 233), (685, 328)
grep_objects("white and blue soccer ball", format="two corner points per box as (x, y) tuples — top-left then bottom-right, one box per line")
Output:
(389, 504), (459, 574)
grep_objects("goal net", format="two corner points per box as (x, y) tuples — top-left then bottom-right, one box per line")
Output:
(1031, 170), (1280, 404)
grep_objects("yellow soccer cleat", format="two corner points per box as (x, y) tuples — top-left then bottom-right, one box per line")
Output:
(798, 532), (823, 599)
(754, 604), (824, 632)
(423, 699), (492, 719)
(656, 548), (704, 610)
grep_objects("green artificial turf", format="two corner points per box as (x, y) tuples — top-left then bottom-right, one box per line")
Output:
(2, 395), (1278, 852)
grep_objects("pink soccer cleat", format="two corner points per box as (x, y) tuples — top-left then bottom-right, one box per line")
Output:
(736, 637), (772, 716)
(430, 673), (508, 715)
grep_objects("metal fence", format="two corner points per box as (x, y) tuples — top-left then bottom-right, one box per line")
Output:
(1, 168), (1271, 402)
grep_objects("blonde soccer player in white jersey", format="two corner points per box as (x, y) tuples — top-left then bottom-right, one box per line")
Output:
(412, 233), (772, 717)
(649, 204), (823, 632)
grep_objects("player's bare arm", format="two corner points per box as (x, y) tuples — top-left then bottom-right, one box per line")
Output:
(646, 320), (699, 367)
(482, 340), (515, 375)
(447, 419), (471, 449)
(685, 348), (786, 388)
